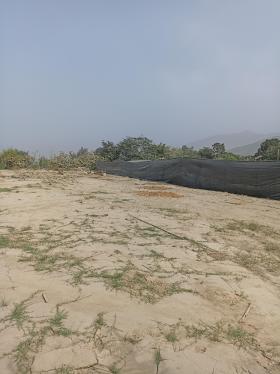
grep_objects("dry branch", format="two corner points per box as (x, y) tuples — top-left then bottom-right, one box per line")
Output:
(41, 293), (48, 303)
(129, 214), (188, 240)
(239, 303), (252, 323)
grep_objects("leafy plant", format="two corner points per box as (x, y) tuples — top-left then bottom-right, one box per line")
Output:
(255, 138), (280, 160)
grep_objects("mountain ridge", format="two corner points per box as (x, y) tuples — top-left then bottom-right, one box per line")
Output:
(189, 131), (280, 153)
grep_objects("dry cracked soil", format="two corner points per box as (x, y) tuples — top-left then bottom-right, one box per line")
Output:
(0, 169), (280, 374)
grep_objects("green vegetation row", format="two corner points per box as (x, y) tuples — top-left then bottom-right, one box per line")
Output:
(0, 137), (279, 170)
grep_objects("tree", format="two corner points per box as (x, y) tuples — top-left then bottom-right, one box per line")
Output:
(154, 143), (169, 159)
(77, 147), (88, 157)
(117, 136), (158, 160)
(181, 145), (199, 158)
(255, 138), (280, 160)
(212, 143), (225, 157)
(198, 147), (214, 159)
(95, 141), (119, 161)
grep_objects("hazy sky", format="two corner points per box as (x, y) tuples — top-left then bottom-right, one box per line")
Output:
(1, 0), (280, 153)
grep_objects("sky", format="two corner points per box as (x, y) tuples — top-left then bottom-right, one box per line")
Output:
(1, 0), (280, 153)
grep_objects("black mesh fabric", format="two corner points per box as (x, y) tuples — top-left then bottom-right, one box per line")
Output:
(96, 159), (280, 200)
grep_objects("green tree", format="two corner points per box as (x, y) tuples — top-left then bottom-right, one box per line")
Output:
(181, 145), (199, 158)
(154, 143), (169, 159)
(218, 152), (241, 160)
(255, 138), (280, 160)
(95, 141), (119, 161)
(198, 147), (214, 159)
(117, 136), (158, 160)
(212, 143), (225, 157)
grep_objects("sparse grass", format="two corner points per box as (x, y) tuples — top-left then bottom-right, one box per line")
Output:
(14, 335), (37, 373)
(0, 187), (12, 192)
(226, 324), (256, 348)
(90, 263), (193, 303)
(92, 190), (110, 194)
(1, 228), (188, 300)
(10, 301), (30, 329)
(94, 312), (106, 328)
(157, 207), (189, 217)
(134, 225), (169, 240)
(12, 228), (126, 286)
(19, 243), (88, 278)
(0, 235), (10, 248)
(49, 308), (70, 336)
(0, 228), (200, 300)
(113, 198), (131, 203)
(158, 207), (179, 212)
(141, 185), (171, 191)
(234, 252), (259, 270)
(154, 348), (164, 374)
(184, 324), (206, 341)
(71, 268), (87, 285)
(220, 220), (279, 238)
(147, 249), (166, 259)
(160, 320), (258, 350)
(12, 307), (72, 373)
(210, 219), (280, 274)
(4, 296), (83, 373)
(165, 330), (178, 343)
(233, 251), (280, 274)
(54, 366), (75, 374)
(139, 226), (160, 238)
(109, 364), (121, 374)
(1, 170), (279, 373)
(146, 249), (176, 262)
(6, 310), (132, 374)
(83, 191), (110, 200)
(97, 238), (129, 245)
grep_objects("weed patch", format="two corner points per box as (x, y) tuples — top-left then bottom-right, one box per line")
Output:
(89, 263), (193, 303)
(0, 235), (10, 248)
(158, 319), (258, 350)
(0, 292), (135, 374)
(0, 187), (12, 192)
(223, 220), (279, 238)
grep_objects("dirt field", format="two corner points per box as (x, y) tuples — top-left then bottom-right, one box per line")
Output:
(0, 169), (280, 374)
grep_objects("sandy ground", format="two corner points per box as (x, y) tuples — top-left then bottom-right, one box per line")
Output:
(0, 169), (280, 374)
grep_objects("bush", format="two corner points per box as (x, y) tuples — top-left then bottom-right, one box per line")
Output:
(0, 149), (34, 169)
(96, 137), (200, 161)
(199, 147), (215, 159)
(95, 141), (119, 161)
(47, 151), (98, 170)
(255, 138), (280, 160)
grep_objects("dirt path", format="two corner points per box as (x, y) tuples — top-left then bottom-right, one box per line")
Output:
(0, 169), (280, 374)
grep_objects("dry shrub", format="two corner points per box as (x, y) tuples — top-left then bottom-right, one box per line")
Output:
(0, 149), (34, 169)
(48, 152), (98, 170)
(136, 191), (183, 198)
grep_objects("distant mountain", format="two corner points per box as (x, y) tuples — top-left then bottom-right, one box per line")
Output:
(190, 131), (280, 152)
(230, 135), (280, 156)
(230, 140), (263, 156)
(189, 131), (264, 150)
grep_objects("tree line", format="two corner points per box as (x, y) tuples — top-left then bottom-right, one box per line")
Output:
(0, 137), (279, 170)
(95, 136), (280, 161)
